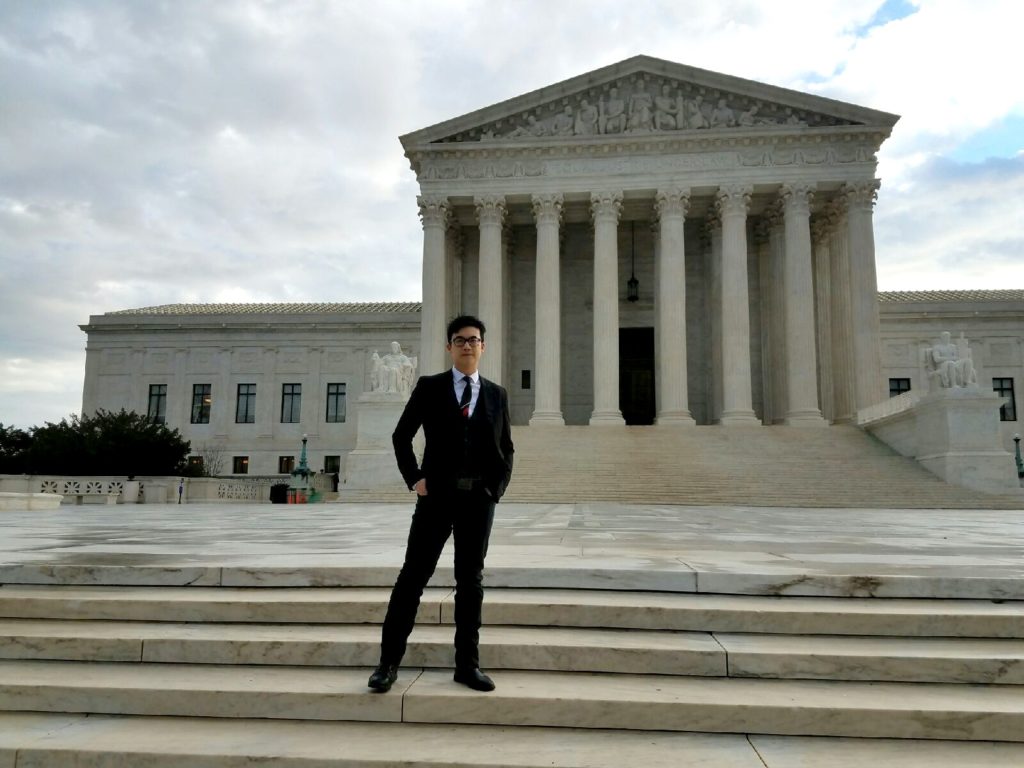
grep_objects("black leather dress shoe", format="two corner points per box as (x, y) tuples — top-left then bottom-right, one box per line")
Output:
(367, 663), (398, 692)
(453, 667), (495, 692)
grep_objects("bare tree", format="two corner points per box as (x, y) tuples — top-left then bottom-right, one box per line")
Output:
(195, 443), (226, 477)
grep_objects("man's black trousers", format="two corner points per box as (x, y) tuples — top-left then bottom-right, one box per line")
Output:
(379, 488), (496, 670)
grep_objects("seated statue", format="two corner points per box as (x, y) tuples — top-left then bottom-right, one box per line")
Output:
(924, 331), (977, 392)
(601, 87), (627, 134)
(371, 342), (418, 397)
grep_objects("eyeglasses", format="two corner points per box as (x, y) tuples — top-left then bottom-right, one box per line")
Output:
(451, 336), (482, 348)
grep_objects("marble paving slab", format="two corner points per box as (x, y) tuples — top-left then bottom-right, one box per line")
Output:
(0, 713), (766, 768)
(1, 502), (1023, 599)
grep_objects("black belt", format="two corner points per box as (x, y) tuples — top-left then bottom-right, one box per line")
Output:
(455, 476), (483, 491)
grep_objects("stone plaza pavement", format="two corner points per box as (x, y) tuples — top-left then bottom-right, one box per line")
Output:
(1, 501), (1022, 596)
(1, 500), (1024, 767)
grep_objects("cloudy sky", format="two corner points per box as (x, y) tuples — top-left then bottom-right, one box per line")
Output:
(1, 0), (1022, 428)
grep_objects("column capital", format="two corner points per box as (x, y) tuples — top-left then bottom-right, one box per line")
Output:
(590, 190), (623, 223)
(417, 195), (450, 229)
(841, 180), (880, 210)
(780, 182), (815, 216)
(474, 194), (506, 227)
(715, 184), (752, 218)
(531, 192), (564, 225)
(655, 187), (691, 220)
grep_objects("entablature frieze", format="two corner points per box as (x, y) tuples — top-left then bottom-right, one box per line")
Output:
(411, 138), (882, 199)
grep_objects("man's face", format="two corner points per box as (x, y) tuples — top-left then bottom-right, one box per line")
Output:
(447, 325), (485, 374)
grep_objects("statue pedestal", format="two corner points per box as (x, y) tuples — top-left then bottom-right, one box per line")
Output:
(914, 387), (1019, 493)
(343, 393), (412, 490)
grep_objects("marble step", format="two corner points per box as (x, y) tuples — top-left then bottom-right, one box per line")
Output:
(2, 661), (1022, 741)
(0, 620), (725, 677)
(7, 713), (1024, 768)
(402, 668), (1024, 741)
(3, 585), (1022, 638)
(3, 618), (1023, 684)
(3, 566), (1023, 598)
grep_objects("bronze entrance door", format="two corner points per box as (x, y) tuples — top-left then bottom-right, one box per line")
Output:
(619, 327), (655, 425)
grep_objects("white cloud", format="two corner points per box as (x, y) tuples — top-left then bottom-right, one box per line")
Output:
(1, 0), (1021, 427)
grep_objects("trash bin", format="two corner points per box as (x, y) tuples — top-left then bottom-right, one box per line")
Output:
(122, 480), (141, 504)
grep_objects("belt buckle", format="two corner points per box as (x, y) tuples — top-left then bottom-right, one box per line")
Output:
(455, 477), (476, 491)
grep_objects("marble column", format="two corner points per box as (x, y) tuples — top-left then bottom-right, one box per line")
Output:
(590, 190), (625, 426)
(715, 185), (759, 426)
(767, 205), (787, 424)
(844, 180), (887, 411)
(811, 219), (834, 423)
(530, 193), (565, 425)
(707, 214), (723, 423)
(475, 194), (506, 384)
(418, 195), (450, 376)
(754, 221), (773, 425)
(655, 188), (695, 425)
(828, 200), (855, 424)
(445, 223), (464, 324)
(781, 183), (826, 426)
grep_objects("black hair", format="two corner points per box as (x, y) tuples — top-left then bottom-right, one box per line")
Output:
(446, 315), (486, 342)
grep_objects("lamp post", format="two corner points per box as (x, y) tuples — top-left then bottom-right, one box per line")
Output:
(1014, 433), (1023, 479)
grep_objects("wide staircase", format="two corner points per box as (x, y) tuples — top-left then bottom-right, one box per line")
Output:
(1, 567), (1023, 765)
(339, 424), (1024, 508)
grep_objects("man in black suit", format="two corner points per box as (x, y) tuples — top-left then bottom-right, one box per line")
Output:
(368, 315), (514, 693)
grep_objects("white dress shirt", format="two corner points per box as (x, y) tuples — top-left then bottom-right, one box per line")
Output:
(452, 367), (481, 417)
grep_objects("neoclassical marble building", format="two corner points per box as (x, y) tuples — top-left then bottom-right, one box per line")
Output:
(401, 56), (897, 428)
(79, 57), (1023, 476)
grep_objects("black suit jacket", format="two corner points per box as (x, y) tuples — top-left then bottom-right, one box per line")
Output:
(393, 370), (514, 500)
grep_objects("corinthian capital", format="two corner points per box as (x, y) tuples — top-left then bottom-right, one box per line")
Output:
(590, 190), (623, 223)
(474, 194), (506, 227)
(531, 192), (564, 225)
(417, 195), (450, 229)
(715, 184), (752, 218)
(841, 180), (880, 210)
(780, 182), (815, 216)
(655, 187), (691, 220)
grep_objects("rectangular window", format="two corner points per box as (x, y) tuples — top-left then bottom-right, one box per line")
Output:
(278, 455), (295, 474)
(888, 378), (911, 398)
(232, 456), (249, 474)
(324, 455), (341, 474)
(521, 370), (531, 390)
(147, 384), (167, 424)
(281, 383), (302, 423)
(993, 378), (1017, 421)
(191, 383), (212, 424)
(326, 383), (346, 423)
(236, 384), (256, 424)
(187, 455), (204, 474)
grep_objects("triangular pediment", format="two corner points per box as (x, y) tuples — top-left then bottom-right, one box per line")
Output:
(400, 55), (899, 148)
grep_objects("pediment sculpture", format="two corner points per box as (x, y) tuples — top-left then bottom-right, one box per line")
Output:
(370, 342), (418, 398)
(438, 75), (854, 144)
(923, 332), (978, 392)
